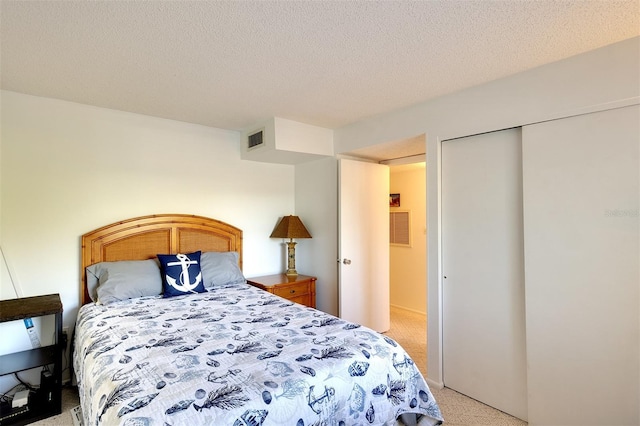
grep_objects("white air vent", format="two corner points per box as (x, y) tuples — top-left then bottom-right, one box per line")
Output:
(390, 210), (411, 246)
(247, 129), (264, 150)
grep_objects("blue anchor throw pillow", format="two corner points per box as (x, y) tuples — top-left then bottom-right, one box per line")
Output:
(157, 251), (206, 298)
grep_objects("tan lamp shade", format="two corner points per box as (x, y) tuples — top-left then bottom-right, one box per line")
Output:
(269, 215), (312, 239)
(270, 216), (311, 276)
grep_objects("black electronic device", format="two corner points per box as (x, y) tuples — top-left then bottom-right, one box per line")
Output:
(38, 370), (55, 407)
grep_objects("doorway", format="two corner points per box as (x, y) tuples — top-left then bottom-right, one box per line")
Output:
(387, 161), (427, 376)
(336, 134), (429, 372)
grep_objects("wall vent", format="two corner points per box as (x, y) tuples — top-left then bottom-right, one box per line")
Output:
(247, 129), (264, 150)
(390, 210), (411, 247)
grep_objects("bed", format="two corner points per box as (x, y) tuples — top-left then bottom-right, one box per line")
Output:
(73, 214), (443, 426)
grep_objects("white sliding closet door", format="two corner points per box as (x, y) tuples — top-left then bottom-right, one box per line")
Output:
(522, 105), (639, 426)
(442, 128), (528, 421)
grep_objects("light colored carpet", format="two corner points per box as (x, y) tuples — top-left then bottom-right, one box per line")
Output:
(386, 305), (428, 377)
(31, 307), (527, 425)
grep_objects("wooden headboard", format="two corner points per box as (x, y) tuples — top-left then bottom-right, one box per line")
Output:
(81, 214), (243, 305)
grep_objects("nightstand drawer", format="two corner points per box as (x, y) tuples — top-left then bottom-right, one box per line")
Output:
(272, 282), (310, 298)
(246, 274), (317, 308)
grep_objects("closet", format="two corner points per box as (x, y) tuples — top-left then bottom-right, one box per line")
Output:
(442, 128), (528, 421)
(441, 105), (639, 425)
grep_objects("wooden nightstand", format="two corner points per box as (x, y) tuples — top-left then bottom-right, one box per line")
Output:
(247, 274), (316, 308)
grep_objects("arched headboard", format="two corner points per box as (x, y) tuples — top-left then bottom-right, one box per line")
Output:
(81, 214), (243, 305)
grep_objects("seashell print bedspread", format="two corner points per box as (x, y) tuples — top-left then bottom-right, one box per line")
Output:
(73, 283), (443, 426)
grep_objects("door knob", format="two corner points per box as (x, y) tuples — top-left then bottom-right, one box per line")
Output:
(342, 259), (352, 265)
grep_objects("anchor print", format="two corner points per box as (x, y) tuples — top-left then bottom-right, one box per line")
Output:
(166, 253), (202, 292)
(307, 386), (336, 424)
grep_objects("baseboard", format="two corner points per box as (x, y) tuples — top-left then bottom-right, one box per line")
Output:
(426, 378), (444, 390)
(390, 304), (426, 316)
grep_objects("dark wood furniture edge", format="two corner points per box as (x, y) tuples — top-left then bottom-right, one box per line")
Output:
(0, 294), (63, 322)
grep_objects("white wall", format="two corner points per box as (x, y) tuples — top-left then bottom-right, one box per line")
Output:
(333, 36), (640, 386)
(0, 91), (296, 384)
(389, 165), (427, 314)
(294, 157), (338, 315)
(274, 117), (333, 155)
(242, 117), (334, 164)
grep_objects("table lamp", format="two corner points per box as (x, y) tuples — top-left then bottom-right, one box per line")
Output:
(270, 215), (312, 276)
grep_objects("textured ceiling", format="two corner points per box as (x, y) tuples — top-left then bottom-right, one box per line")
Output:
(1, 0), (638, 135)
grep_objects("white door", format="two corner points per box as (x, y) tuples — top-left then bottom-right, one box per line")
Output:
(522, 106), (639, 425)
(441, 128), (528, 421)
(338, 159), (390, 332)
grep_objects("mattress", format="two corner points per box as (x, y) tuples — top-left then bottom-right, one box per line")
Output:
(73, 283), (443, 425)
